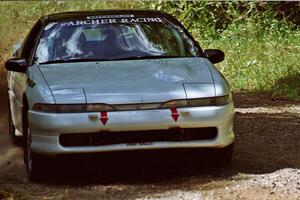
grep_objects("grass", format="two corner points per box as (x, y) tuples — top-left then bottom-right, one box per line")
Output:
(205, 21), (300, 100)
(0, 1), (299, 100)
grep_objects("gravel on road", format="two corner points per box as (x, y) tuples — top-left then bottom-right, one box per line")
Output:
(0, 80), (299, 200)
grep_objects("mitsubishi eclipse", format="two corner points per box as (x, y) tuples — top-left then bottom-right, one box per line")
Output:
(5, 10), (234, 180)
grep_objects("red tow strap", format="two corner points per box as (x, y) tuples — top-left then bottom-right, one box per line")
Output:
(100, 112), (108, 125)
(170, 108), (179, 122)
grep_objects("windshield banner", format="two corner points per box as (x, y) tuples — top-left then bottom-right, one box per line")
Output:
(62, 17), (163, 27)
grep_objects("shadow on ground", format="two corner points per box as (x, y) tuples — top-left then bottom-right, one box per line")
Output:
(33, 109), (300, 186)
(0, 82), (299, 187)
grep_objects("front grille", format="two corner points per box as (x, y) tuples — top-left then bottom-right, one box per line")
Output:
(59, 127), (218, 147)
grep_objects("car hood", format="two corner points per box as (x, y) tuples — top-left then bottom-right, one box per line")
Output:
(38, 57), (215, 104)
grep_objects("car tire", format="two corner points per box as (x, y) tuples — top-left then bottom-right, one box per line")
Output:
(213, 143), (234, 167)
(8, 96), (23, 146)
(23, 108), (45, 181)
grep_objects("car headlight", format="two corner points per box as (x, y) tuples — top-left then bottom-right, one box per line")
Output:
(161, 93), (232, 108)
(33, 94), (232, 113)
(214, 93), (232, 106)
(32, 103), (115, 113)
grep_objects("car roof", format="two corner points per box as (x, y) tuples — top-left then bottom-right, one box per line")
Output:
(40, 9), (175, 24)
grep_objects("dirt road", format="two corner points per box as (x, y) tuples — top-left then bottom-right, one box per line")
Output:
(0, 80), (299, 199)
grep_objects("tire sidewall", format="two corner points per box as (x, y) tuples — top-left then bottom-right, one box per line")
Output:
(23, 110), (32, 177)
(8, 98), (16, 144)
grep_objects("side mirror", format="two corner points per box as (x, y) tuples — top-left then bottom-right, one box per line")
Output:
(5, 58), (28, 73)
(204, 49), (225, 64)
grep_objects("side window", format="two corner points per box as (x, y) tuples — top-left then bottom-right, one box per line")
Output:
(18, 20), (43, 64)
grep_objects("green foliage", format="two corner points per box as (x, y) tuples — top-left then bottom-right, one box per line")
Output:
(0, 1), (299, 100)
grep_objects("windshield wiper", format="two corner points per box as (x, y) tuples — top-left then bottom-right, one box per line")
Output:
(38, 55), (192, 64)
(111, 55), (187, 61)
(38, 58), (107, 65)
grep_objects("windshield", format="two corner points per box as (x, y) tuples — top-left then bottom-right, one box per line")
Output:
(35, 16), (202, 63)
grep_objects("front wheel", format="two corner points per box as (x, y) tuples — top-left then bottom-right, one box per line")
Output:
(23, 111), (45, 181)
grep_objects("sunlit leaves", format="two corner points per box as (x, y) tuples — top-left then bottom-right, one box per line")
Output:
(0, 1), (299, 99)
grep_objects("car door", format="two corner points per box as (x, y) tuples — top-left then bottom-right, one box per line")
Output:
(9, 20), (43, 133)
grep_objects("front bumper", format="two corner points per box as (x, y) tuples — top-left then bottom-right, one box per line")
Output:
(28, 102), (234, 155)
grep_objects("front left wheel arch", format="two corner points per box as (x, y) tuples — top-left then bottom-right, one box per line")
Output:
(22, 94), (48, 181)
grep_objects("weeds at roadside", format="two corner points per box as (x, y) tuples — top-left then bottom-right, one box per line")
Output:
(0, 1), (299, 100)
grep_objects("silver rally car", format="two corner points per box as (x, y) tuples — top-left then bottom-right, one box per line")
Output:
(5, 10), (234, 180)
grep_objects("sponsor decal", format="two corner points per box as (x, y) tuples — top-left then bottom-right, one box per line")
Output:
(116, 110), (160, 115)
(127, 142), (153, 146)
(87, 14), (135, 19)
(88, 114), (98, 121)
(62, 17), (163, 27)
